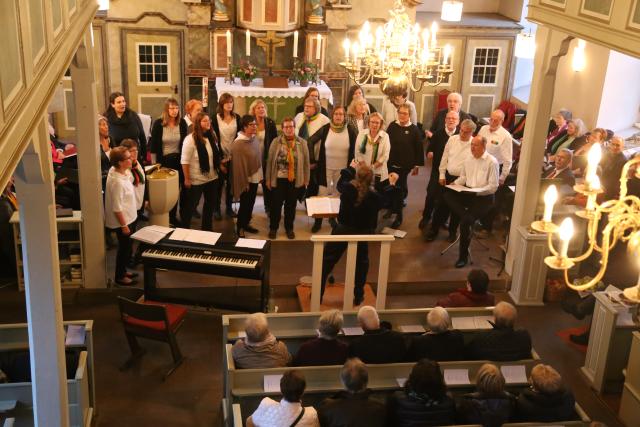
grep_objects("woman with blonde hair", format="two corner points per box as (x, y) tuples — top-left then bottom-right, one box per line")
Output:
(346, 97), (370, 133)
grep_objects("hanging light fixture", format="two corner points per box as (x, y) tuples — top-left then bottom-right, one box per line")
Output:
(515, 31), (536, 59)
(98, 0), (110, 10)
(339, 0), (453, 97)
(441, 1), (463, 22)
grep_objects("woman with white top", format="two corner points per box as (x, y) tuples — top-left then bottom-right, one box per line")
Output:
(119, 139), (146, 215)
(354, 112), (391, 191)
(250, 99), (278, 212)
(181, 112), (222, 231)
(345, 84), (377, 115)
(308, 106), (358, 231)
(105, 146), (138, 286)
(346, 98), (369, 133)
(211, 93), (242, 218)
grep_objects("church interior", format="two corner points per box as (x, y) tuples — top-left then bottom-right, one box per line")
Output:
(1, 0), (640, 426)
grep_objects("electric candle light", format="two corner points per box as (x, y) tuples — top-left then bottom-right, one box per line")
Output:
(443, 44), (452, 65)
(558, 217), (574, 259)
(343, 38), (350, 62)
(422, 29), (430, 52)
(586, 143), (602, 184)
(293, 31), (298, 58)
(226, 30), (231, 58)
(543, 184), (558, 222)
(246, 29), (250, 56)
(316, 34), (321, 60)
(586, 176), (600, 211)
(352, 42), (359, 65)
(430, 22), (438, 49)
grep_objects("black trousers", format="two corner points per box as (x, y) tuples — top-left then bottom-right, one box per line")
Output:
(237, 183), (258, 229)
(270, 178), (301, 231)
(388, 165), (411, 215)
(320, 225), (370, 301)
(422, 172), (443, 222)
(182, 179), (220, 231)
(261, 181), (272, 210)
(160, 153), (183, 223)
(443, 190), (494, 259)
(113, 220), (138, 280)
(430, 172), (459, 235)
(217, 162), (234, 212)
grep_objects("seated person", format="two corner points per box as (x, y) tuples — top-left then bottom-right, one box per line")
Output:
(573, 128), (608, 175)
(231, 312), (291, 368)
(317, 358), (386, 427)
(348, 305), (407, 363)
(247, 370), (320, 427)
(436, 269), (495, 307)
(386, 359), (456, 427)
(456, 363), (516, 426)
(294, 309), (348, 366)
(406, 307), (464, 362)
(516, 364), (576, 422)
(545, 109), (572, 154)
(599, 136), (627, 200)
(466, 302), (532, 361)
(543, 148), (576, 187)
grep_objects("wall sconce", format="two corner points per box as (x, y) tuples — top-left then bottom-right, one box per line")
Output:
(572, 39), (586, 72)
(515, 31), (536, 59)
(441, 1), (463, 22)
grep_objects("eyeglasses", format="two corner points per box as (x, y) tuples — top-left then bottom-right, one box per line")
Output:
(282, 125), (295, 129)
(248, 123), (257, 126)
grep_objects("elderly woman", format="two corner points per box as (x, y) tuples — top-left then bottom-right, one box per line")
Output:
(104, 92), (147, 163)
(456, 363), (516, 426)
(346, 97), (370, 133)
(406, 307), (465, 362)
(386, 359), (456, 427)
(105, 146), (138, 286)
(516, 364), (575, 422)
(295, 87), (329, 117)
(546, 109), (572, 154)
(265, 117), (310, 240)
(548, 118), (588, 156)
(250, 99), (278, 212)
(212, 93), (242, 218)
(295, 97), (331, 142)
(354, 112), (391, 191)
(231, 312), (291, 369)
(345, 84), (377, 115)
(294, 309), (348, 366)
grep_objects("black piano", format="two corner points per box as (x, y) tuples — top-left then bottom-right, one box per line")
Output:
(141, 236), (270, 312)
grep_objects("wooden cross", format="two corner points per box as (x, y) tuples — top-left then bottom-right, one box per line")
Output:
(256, 31), (286, 69)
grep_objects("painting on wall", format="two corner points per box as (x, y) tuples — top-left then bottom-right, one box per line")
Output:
(540, 0), (566, 10)
(629, 0), (640, 30)
(580, 0), (614, 21)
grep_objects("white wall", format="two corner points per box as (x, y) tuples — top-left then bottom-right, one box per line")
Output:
(416, 0), (500, 13)
(597, 50), (640, 132)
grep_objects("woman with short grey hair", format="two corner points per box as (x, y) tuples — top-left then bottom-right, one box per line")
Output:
(231, 312), (291, 369)
(406, 306), (464, 361)
(457, 363), (516, 425)
(294, 309), (348, 366)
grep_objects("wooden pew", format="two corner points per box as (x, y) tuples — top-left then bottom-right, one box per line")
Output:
(0, 351), (92, 427)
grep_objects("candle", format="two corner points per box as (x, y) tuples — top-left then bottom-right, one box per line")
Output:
(352, 42), (359, 65)
(226, 30), (231, 58)
(375, 27), (383, 52)
(586, 176), (600, 211)
(443, 44), (452, 65)
(293, 31), (299, 58)
(543, 184), (558, 222)
(316, 34), (322, 60)
(586, 143), (602, 185)
(342, 38), (350, 62)
(246, 29), (250, 56)
(430, 22), (438, 48)
(422, 29), (430, 52)
(558, 217), (574, 259)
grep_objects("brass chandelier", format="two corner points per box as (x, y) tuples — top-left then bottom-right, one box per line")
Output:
(339, 0), (453, 98)
(532, 144), (640, 303)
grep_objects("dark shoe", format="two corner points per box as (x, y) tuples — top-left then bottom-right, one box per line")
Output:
(570, 332), (589, 345)
(286, 229), (295, 240)
(353, 295), (364, 306)
(268, 230), (277, 239)
(447, 233), (458, 243)
(418, 218), (426, 229)
(193, 210), (201, 219)
(311, 219), (322, 233)
(125, 272), (139, 279)
(382, 210), (392, 219)
(244, 224), (259, 234)
(237, 228), (246, 238)
(425, 230), (438, 242)
(391, 217), (402, 229)
(455, 258), (468, 268)
(329, 218), (338, 229)
(115, 278), (137, 287)
(328, 274), (335, 284)
(442, 221), (449, 230)
(213, 210), (222, 221)
(226, 207), (237, 218)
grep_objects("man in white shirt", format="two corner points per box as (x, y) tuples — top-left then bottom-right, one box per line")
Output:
(428, 136), (499, 267)
(425, 119), (476, 242)
(476, 109), (513, 236)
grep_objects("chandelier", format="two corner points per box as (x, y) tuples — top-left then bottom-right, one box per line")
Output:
(339, 0), (453, 97)
(531, 144), (640, 303)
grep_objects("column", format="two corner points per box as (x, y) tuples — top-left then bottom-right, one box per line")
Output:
(14, 117), (69, 427)
(505, 27), (573, 274)
(70, 26), (107, 289)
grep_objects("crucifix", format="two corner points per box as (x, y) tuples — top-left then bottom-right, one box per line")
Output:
(257, 31), (286, 74)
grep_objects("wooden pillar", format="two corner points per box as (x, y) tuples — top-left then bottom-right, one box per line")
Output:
(14, 117), (70, 427)
(70, 26), (107, 288)
(505, 27), (573, 274)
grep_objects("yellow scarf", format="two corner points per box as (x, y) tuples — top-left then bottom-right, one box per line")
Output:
(286, 138), (296, 182)
(5, 192), (17, 210)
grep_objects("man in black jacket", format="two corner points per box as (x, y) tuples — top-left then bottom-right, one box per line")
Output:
(348, 305), (407, 363)
(427, 92), (471, 137)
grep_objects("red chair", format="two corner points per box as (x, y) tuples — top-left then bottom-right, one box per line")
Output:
(117, 296), (187, 379)
(433, 89), (451, 120)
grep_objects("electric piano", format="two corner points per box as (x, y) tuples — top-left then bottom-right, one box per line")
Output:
(141, 237), (270, 312)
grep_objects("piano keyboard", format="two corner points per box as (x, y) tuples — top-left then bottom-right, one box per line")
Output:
(142, 248), (258, 269)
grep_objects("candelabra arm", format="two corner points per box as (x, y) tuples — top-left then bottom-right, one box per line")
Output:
(547, 232), (559, 257)
(619, 156), (640, 199)
(565, 221), (613, 290)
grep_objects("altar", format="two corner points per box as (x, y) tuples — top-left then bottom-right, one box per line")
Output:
(215, 77), (334, 124)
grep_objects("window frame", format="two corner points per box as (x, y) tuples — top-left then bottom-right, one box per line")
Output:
(135, 42), (171, 86)
(469, 46), (501, 87)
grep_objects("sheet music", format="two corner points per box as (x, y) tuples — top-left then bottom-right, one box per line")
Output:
(263, 374), (283, 392)
(446, 183), (483, 193)
(131, 226), (173, 244)
(342, 326), (364, 336)
(444, 369), (470, 385)
(382, 227), (407, 238)
(473, 316), (494, 329)
(65, 324), (86, 346)
(168, 228), (221, 246)
(501, 365), (528, 384)
(399, 324), (426, 333)
(451, 316), (477, 330)
(236, 238), (266, 249)
(306, 197), (340, 216)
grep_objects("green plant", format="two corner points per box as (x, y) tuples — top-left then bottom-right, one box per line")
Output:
(233, 61), (258, 82)
(289, 60), (318, 83)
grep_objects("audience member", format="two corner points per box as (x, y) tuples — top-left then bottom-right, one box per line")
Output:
(548, 119), (587, 156)
(543, 148), (576, 187)
(599, 136), (627, 200)
(354, 113), (391, 191)
(251, 99), (278, 213)
(428, 92), (471, 137)
(466, 302), (532, 361)
(294, 309), (348, 366)
(386, 359), (456, 427)
(295, 87), (329, 117)
(406, 307), (464, 362)
(317, 358), (386, 427)
(104, 92), (147, 163)
(231, 312), (291, 368)
(247, 370), (320, 427)
(345, 84), (377, 115)
(437, 269), (495, 307)
(346, 97), (370, 133)
(348, 306), (407, 363)
(546, 109), (572, 154)
(516, 364), (576, 422)
(456, 363), (516, 427)
(381, 92), (417, 129)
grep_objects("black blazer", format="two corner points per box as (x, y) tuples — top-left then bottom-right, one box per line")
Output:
(543, 167), (576, 188)
(430, 108), (472, 134)
(149, 118), (189, 164)
(308, 123), (358, 187)
(210, 112), (242, 155)
(258, 116), (278, 167)
(106, 108), (148, 162)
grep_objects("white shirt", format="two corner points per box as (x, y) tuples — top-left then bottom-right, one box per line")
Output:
(381, 97), (418, 129)
(354, 129), (391, 180)
(217, 115), (238, 157)
(478, 125), (513, 182)
(325, 129), (351, 170)
(439, 135), (473, 180)
(250, 398), (319, 427)
(104, 168), (137, 229)
(454, 152), (500, 196)
(181, 134), (218, 185)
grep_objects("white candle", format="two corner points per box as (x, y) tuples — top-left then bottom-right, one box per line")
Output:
(375, 27), (383, 52)
(543, 184), (558, 222)
(316, 34), (322, 60)
(246, 29), (250, 56)
(586, 143), (602, 185)
(443, 44), (452, 65)
(293, 31), (299, 58)
(430, 22), (438, 48)
(342, 38), (350, 62)
(558, 217), (574, 259)
(226, 30), (231, 58)
(586, 176), (600, 211)
(352, 42), (359, 64)
(422, 29), (430, 52)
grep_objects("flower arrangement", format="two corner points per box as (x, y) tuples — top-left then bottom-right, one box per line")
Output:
(289, 60), (319, 85)
(232, 61), (258, 84)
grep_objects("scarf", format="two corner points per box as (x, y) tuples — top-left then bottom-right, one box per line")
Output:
(286, 137), (296, 182)
(131, 161), (145, 186)
(298, 112), (320, 140)
(194, 136), (211, 174)
(359, 133), (380, 164)
(330, 121), (346, 133)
